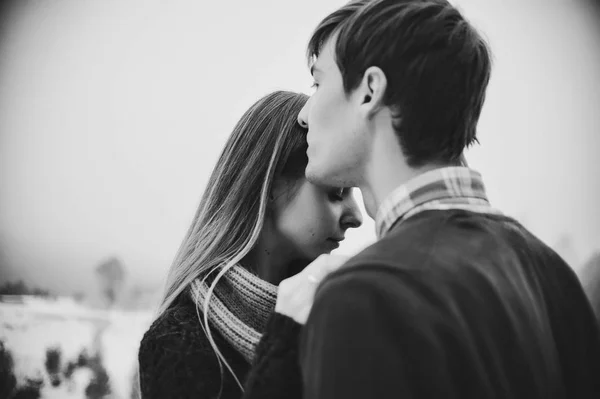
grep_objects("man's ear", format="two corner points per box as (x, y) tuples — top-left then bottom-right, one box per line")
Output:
(357, 66), (387, 119)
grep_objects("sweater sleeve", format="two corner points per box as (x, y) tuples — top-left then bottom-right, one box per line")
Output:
(299, 267), (421, 399)
(242, 312), (303, 399)
(138, 327), (227, 399)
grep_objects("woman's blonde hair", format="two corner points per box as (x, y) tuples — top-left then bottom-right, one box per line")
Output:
(153, 91), (309, 391)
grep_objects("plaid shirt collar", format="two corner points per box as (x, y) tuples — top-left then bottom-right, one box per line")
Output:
(375, 167), (500, 238)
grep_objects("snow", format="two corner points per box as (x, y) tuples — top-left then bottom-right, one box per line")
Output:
(0, 296), (153, 399)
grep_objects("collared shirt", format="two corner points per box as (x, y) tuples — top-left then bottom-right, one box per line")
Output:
(375, 167), (503, 238)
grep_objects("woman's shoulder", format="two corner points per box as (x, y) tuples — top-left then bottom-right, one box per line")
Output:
(140, 294), (211, 354)
(138, 295), (232, 398)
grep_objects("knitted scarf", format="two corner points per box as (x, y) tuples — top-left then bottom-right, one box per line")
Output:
(189, 264), (277, 364)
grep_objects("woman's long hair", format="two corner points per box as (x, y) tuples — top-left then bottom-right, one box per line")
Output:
(154, 91), (309, 390)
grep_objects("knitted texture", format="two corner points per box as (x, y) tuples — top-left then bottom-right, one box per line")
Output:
(190, 264), (277, 363)
(138, 295), (303, 399)
(138, 295), (250, 399)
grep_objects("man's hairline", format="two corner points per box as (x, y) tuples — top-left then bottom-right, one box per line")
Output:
(309, 30), (381, 101)
(309, 27), (343, 77)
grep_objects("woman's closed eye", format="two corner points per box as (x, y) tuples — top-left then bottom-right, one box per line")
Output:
(328, 188), (346, 202)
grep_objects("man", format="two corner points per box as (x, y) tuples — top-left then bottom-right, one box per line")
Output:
(286, 0), (600, 398)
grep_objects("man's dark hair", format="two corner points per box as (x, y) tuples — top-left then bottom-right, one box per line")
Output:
(308, 0), (492, 167)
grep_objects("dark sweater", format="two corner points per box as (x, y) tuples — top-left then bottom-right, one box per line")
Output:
(138, 294), (302, 399)
(299, 210), (600, 399)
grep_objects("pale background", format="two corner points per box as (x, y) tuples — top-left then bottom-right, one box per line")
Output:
(1, 1), (599, 398)
(1, 0), (599, 297)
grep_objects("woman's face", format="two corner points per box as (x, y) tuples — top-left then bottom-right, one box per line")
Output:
(272, 179), (363, 262)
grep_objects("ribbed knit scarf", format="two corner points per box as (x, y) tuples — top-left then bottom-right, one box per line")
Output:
(189, 264), (277, 364)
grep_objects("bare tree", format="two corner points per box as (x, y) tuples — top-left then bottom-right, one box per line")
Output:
(95, 257), (126, 307)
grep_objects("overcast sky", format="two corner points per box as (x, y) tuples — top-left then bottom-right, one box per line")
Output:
(0, 0), (599, 294)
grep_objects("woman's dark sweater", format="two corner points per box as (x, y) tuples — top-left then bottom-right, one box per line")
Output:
(138, 294), (302, 399)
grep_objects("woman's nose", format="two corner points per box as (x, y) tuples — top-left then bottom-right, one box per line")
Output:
(340, 199), (363, 230)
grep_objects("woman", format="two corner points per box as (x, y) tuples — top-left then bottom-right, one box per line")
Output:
(138, 91), (362, 399)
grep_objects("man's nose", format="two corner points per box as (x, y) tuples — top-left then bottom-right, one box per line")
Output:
(297, 101), (309, 129)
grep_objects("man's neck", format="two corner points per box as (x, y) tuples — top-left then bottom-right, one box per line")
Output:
(358, 129), (453, 218)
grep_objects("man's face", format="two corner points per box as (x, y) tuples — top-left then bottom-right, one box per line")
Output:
(297, 37), (369, 188)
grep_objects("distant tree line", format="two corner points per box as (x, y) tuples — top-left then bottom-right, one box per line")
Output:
(0, 281), (52, 297)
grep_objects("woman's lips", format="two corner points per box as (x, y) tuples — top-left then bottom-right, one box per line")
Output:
(326, 237), (344, 249)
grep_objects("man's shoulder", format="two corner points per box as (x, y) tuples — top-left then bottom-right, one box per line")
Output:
(343, 209), (472, 270)
(335, 209), (568, 291)
(350, 209), (555, 266)
(312, 210), (569, 329)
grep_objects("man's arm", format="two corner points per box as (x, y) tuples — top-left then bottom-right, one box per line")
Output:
(243, 313), (303, 399)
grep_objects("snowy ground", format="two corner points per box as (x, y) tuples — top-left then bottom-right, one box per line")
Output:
(0, 296), (153, 399)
